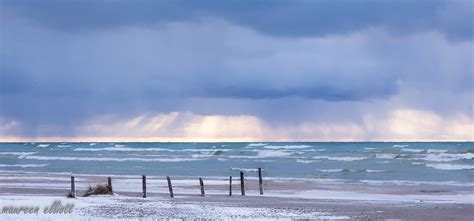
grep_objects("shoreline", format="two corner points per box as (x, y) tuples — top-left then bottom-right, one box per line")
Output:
(1, 172), (473, 220)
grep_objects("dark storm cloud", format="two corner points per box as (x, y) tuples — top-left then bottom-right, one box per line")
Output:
(0, 0), (472, 138)
(3, 0), (473, 40)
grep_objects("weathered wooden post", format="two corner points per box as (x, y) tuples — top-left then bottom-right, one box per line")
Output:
(240, 171), (245, 196)
(229, 176), (232, 196)
(70, 176), (75, 198)
(167, 176), (174, 198)
(108, 177), (113, 193)
(199, 177), (205, 196)
(142, 175), (147, 198)
(258, 167), (264, 195)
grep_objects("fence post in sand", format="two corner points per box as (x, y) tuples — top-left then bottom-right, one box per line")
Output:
(229, 176), (232, 196)
(199, 177), (205, 196)
(108, 177), (113, 193)
(70, 176), (75, 198)
(258, 167), (264, 195)
(167, 176), (174, 198)
(240, 171), (245, 196)
(142, 175), (147, 198)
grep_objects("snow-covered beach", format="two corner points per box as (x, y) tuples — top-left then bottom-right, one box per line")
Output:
(1, 172), (473, 220)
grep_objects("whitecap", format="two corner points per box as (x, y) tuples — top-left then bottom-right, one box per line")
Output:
(36, 144), (50, 148)
(425, 163), (474, 170)
(57, 144), (72, 148)
(313, 156), (367, 161)
(427, 149), (449, 153)
(296, 159), (317, 164)
(360, 179), (474, 187)
(423, 153), (474, 162)
(375, 154), (400, 159)
(25, 155), (205, 162)
(257, 150), (293, 158)
(0, 152), (37, 156)
(246, 143), (267, 147)
(317, 168), (386, 173)
(393, 144), (409, 148)
(230, 168), (264, 172)
(317, 169), (344, 173)
(0, 152), (37, 159)
(401, 148), (424, 153)
(0, 164), (48, 168)
(263, 145), (312, 149)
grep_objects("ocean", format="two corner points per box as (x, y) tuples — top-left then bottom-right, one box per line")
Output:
(1, 142), (473, 190)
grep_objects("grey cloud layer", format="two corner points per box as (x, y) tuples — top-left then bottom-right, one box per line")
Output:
(0, 1), (472, 138)
(4, 0), (472, 39)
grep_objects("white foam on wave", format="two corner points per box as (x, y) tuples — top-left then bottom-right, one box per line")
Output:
(423, 153), (474, 162)
(317, 169), (386, 173)
(257, 150), (293, 158)
(74, 147), (230, 153)
(425, 163), (474, 170)
(401, 148), (424, 153)
(374, 154), (399, 159)
(0, 152), (37, 159)
(393, 144), (409, 148)
(427, 149), (449, 153)
(313, 156), (367, 161)
(246, 143), (267, 147)
(36, 144), (50, 148)
(25, 155), (205, 162)
(89, 143), (97, 146)
(57, 144), (72, 147)
(0, 152), (36, 156)
(296, 159), (317, 164)
(363, 147), (378, 150)
(230, 167), (264, 172)
(0, 164), (48, 168)
(360, 179), (474, 187)
(263, 145), (312, 149)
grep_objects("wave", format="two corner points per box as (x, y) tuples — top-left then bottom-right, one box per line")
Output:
(425, 163), (474, 170)
(257, 150), (293, 158)
(317, 168), (386, 173)
(393, 144), (409, 148)
(427, 149), (449, 153)
(89, 143), (97, 146)
(263, 145), (312, 150)
(0, 164), (48, 168)
(36, 144), (50, 148)
(423, 153), (474, 162)
(296, 159), (317, 164)
(0, 152), (37, 159)
(313, 156), (367, 161)
(374, 154), (399, 159)
(360, 179), (474, 187)
(363, 147), (378, 150)
(230, 168), (264, 172)
(25, 155), (205, 162)
(246, 143), (267, 147)
(401, 148), (424, 153)
(0, 152), (36, 156)
(74, 147), (171, 152)
(74, 147), (231, 153)
(57, 144), (72, 148)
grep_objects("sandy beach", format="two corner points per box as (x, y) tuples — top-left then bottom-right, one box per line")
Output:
(1, 172), (473, 220)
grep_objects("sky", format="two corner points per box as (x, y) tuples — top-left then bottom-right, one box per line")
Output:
(0, 0), (473, 142)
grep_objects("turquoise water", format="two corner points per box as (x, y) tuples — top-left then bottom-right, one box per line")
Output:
(1, 142), (473, 188)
